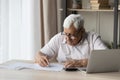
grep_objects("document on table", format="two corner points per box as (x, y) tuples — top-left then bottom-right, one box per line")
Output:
(0, 62), (64, 71)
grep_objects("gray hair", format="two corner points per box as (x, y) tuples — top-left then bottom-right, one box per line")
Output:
(63, 14), (84, 30)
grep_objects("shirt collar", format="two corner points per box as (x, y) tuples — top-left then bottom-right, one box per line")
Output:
(62, 38), (66, 44)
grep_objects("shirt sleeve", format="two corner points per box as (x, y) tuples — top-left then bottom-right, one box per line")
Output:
(40, 33), (63, 58)
(92, 32), (108, 50)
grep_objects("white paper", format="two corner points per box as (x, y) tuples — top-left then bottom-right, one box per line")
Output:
(0, 62), (64, 71)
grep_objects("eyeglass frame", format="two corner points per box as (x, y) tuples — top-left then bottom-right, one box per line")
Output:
(61, 28), (82, 40)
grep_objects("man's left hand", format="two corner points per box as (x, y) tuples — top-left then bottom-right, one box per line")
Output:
(64, 59), (88, 68)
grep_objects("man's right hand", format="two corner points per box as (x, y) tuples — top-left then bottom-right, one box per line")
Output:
(34, 51), (49, 67)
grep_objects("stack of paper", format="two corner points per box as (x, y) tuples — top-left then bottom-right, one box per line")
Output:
(0, 62), (64, 71)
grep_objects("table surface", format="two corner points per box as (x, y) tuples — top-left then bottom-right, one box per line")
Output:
(0, 60), (120, 80)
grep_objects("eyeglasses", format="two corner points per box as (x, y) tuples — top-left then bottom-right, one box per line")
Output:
(61, 29), (81, 40)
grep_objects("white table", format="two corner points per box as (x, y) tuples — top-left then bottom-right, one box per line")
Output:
(0, 60), (120, 80)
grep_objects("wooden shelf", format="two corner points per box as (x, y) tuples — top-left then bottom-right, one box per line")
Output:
(68, 8), (114, 12)
(59, 9), (63, 11)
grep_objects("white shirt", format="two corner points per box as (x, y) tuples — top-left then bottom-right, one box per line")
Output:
(40, 32), (107, 63)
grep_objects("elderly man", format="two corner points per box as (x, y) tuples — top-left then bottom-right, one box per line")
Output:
(35, 14), (107, 68)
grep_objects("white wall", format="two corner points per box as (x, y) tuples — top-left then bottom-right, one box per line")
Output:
(78, 11), (114, 45)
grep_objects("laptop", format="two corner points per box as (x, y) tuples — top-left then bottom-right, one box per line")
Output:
(84, 49), (120, 73)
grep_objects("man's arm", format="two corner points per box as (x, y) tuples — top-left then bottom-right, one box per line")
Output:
(34, 51), (49, 67)
(64, 59), (88, 68)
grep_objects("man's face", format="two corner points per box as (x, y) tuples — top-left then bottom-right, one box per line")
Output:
(63, 24), (83, 46)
